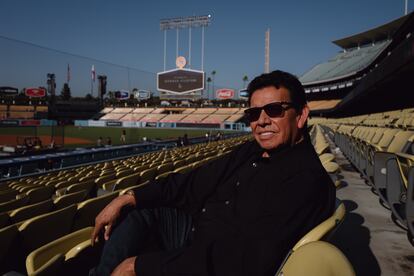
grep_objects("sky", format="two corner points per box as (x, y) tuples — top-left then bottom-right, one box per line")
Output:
(0, 0), (411, 97)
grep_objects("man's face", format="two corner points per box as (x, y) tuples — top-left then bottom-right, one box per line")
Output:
(249, 86), (309, 151)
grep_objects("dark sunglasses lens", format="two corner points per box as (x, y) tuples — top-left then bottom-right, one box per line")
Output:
(264, 103), (284, 117)
(245, 108), (261, 122)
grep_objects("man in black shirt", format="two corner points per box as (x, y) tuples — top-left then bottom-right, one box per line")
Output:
(92, 70), (336, 276)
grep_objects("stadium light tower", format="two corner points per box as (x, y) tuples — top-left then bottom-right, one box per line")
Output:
(405, 0), (408, 15)
(160, 15), (211, 71)
(265, 28), (270, 73)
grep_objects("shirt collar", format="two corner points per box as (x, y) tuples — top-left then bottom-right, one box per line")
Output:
(251, 138), (310, 162)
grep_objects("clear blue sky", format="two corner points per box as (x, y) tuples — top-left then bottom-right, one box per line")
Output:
(0, 0), (410, 97)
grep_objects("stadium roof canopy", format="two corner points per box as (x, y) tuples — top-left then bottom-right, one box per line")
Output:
(300, 14), (410, 86)
(300, 40), (390, 85)
(333, 14), (410, 49)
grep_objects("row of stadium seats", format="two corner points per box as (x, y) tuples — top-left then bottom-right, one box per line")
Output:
(311, 107), (414, 129)
(0, 136), (250, 274)
(309, 125), (341, 187)
(0, 105), (48, 120)
(99, 107), (246, 123)
(310, 113), (414, 245)
(0, 133), (355, 275)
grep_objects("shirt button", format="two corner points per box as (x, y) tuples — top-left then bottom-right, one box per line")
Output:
(236, 181), (240, 186)
(225, 200), (230, 205)
(202, 208), (206, 212)
(252, 162), (257, 168)
(191, 227), (195, 232)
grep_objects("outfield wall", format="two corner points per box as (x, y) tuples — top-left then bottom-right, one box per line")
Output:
(74, 120), (246, 131)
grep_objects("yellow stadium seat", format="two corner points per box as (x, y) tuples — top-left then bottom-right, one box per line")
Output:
(26, 227), (94, 276)
(9, 199), (54, 224)
(72, 192), (118, 231)
(277, 241), (355, 276)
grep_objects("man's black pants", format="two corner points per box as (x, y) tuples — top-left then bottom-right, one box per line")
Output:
(92, 208), (192, 275)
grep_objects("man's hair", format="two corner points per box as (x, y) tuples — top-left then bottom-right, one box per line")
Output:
(247, 70), (307, 111)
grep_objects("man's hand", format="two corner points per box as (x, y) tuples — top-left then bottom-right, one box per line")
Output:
(111, 256), (137, 276)
(91, 194), (136, 245)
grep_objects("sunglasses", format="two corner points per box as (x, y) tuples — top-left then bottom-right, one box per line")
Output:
(244, 102), (295, 122)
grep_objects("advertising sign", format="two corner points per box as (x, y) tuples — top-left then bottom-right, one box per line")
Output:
(0, 87), (18, 95)
(157, 68), (204, 94)
(135, 90), (151, 100)
(114, 90), (129, 100)
(106, 121), (122, 127)
(20, 120), (40, 126)
(25, 87), (46, 98)
(239, 89), (249, 100)
(0, 120), (19, 126)
(216, 89), (235, 99)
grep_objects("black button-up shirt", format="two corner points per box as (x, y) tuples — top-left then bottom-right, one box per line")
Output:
(133, 139), (336, 276)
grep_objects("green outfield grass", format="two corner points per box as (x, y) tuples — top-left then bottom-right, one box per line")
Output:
(0, 126), (236, 148)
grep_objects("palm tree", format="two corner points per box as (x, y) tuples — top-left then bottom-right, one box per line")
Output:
(242, 75), (248, 88)
(206, 77), (212, 99)
(211, 70), (216, 100)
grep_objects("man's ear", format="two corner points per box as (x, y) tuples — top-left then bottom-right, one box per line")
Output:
(297, 105), (309, 129)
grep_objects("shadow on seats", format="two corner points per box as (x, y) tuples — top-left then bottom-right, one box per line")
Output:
(331, 200), (381, 276)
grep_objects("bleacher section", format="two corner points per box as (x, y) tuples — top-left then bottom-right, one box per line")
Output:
(301, 40), (390, 84)
(97, 107), (247, 125)
(0, 135), (250, 274)
(0, 105), (48, 120)
(0, 132), (354, 275)
(309, 107), (414, 245)
(308, 100), (341, 111)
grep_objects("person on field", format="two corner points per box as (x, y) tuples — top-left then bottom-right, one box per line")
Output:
(91, 70), (335, 276)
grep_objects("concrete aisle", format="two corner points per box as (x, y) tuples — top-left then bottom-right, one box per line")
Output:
(329, 145), (414, 276)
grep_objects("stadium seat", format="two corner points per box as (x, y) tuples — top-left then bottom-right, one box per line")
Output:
(384, 152), (414, 228)
(19, 205), (78, 253)
(174, 164), (193, 174)
(139, 167), (158, 183)
(0, 196), (29, 213)
(0, 224), (19, 273)
(277, 241), (355, 276)
(26, 227), (94, 276)
(0, 189), (18, 204)
(372, 131), (414, 204)
(407, 167), (414, 245)
(26, 186), (55, 204)
(71, 192), (118, 231)
(9, 199), (54, 224)
(0, 212), (11, 228)
(53, 190), (88, 210)
(111, 172), (141, 191)
(276, 199), (345, 274)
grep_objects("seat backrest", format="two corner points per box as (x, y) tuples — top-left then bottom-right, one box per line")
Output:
(0, 196), (29, 213)
(0, 189), (18, 203)
(140, 167), (158, 183)
(53, 190), (88, 210)
(293, 199), (345, 251)
(386, 131), (414, 153)
(72, 192), (118, 231)
(26, 227), (93, 275)
(66, 179), (95, 194)
(376, 129), (399, 148)
(113, 172), (141, 191)
(18, 204), (78, 253)
(26, 186), (55, 204)
(370, 128), (387, 145)
(278, 241), (355, 276)
(119, 181), (150, 196)
(0, 224), (19, 262)
(9, 199), (54, 224)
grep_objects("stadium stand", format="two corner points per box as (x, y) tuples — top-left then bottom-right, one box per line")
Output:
(310, 110), (414, 245)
